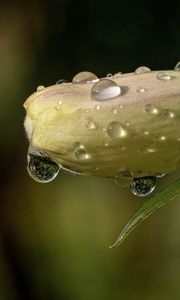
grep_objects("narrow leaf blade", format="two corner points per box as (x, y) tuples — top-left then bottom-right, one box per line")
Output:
(110, 178), (180, 248)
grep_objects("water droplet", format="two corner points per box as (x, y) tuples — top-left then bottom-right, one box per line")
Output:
(37, 85), (45, 92)
(143, 130), (150, 135)
(72, 71), (98, 84)
(85, 118), (98, 130)
(106, 73), (113, 78)
(73, 141), (84, 149)
(115, 169), (134, 187)
(136, 87), (147, 93)
(107, 122), (127, 138)
(95, 104), (101, 111)
(161, 109), (175, 119)
(156, 173), (166, 178)
(130, 176), (156, 197)
(27, 154), (59, 183)
(157, 72), (172, 80)
(114, 72), (122, 78)
(56, 79), (69, 85)
(145, 104), (159, 114)
(75, 149), (90, 160)
(91, 79), (121, 101)
(135, 66), (151, 74)
(125, 121), (131, 126)
(174, 61), (180, 71)
(139, 144), (156, 153)
(111, 107), (118, 114)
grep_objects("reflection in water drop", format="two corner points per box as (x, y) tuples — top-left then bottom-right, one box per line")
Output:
(107, 121), (127, 138)
(174, 61), (180, 71)
(135, 66), (151, 74)
(27, 154), (59, 183)
(156, 72), (172, 80)
(130, 176), (156, 197)
(72, 71), (98, 84)
(37, 85), (45, 92)
(91, 79), (121, 101)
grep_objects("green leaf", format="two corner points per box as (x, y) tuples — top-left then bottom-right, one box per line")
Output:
(110, 177), (180, 248)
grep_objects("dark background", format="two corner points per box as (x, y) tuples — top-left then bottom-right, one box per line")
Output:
(0, 0), (180, 299)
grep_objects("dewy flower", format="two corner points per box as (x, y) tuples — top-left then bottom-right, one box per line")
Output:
(24, 67), (180, 197)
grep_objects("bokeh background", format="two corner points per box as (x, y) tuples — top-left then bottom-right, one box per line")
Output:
(1, 0), (180, 299)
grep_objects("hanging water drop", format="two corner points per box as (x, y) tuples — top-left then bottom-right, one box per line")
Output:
(27, 154), (59, 183)
(156, 72), (172, 80)
(174, 61), (180, 71)
(91, 79), (121, 101)
(135, 66), (151, 74)
(56, 79), (69, 85)
(130, 176), (156, 197)
(107, 121), (127, 138)
(72, 71), (99, 84)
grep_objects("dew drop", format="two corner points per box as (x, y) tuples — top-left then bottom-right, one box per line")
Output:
(111, 107), (118, 114)
(85, 118), (98, 130)
(156, 72), (172, 80)
(145, 104), (159, 114)
(136, 87), (147, 93)
(161, 109), (175, 119)
(107, 121), (127, 138)
(139, 144), (156, 153)
(106, 73), (113, 78)
(135, 66), (151, 74)
(91, 79), (121, 101)
(73, 141), (84, 149)
(72, 71), (98, 84)
(114, 72), (122, 78)
(75, 149), (90, 160)
(56, 79), (69, 85)
(174, 61), (180, 71)
(37, 85), (45, 92)
(95, 104), (101, 111)
(27, 154), (59, 183)
(130, 176), (156, 197)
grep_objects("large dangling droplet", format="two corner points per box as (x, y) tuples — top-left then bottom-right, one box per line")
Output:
(91, 79), (121, 101)
(130, 176), (156, 197)
(72, 71), (98, 84)
(174, 61), (180, 71)
(27, 154), (60, 183)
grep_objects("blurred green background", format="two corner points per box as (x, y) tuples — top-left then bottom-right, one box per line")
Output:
(1, 0), (180, 299)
